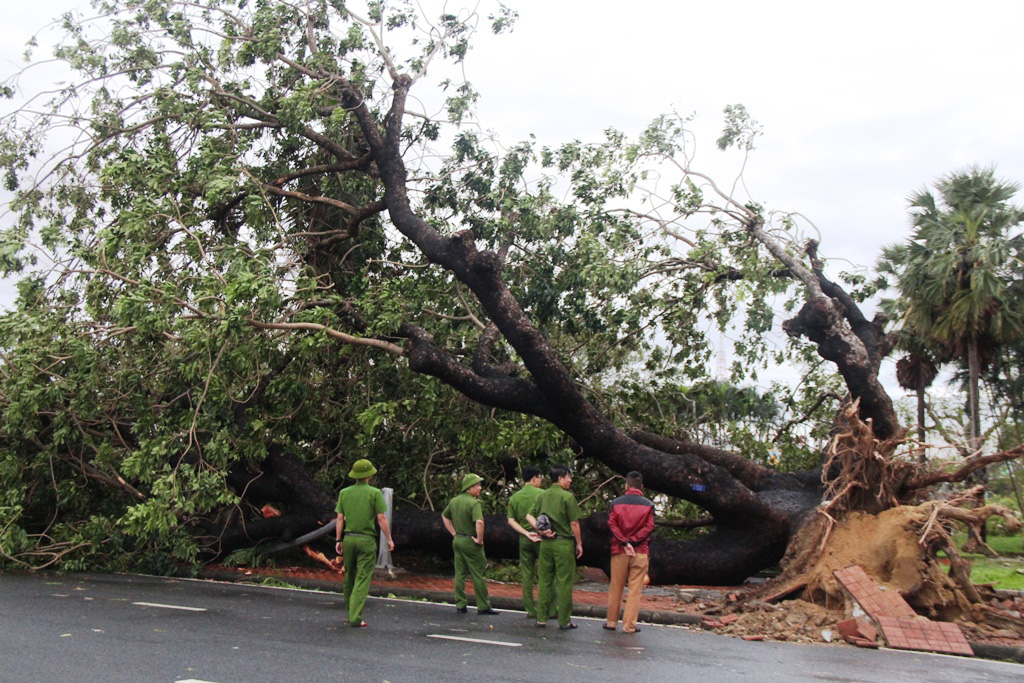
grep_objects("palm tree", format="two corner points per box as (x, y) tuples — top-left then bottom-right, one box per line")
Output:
(895, 350), (939, 463)
(880, 166), (1024, 461)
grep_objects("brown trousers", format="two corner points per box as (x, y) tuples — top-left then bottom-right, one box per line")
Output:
(606, 552), (649, 633)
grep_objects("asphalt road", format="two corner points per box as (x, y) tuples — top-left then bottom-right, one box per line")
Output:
(0, 571), (1019, 682)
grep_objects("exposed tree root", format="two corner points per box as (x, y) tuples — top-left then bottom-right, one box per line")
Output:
(768, 501), (1022, 620)
(754, 404), (1024, 622)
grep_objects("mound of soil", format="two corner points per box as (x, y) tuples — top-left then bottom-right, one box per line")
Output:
(775, 506), (969, 618)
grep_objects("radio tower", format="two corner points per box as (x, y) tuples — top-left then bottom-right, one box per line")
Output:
(715, 330), (728, 381)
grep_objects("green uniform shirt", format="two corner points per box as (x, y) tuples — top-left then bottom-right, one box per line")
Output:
(336, 482), (388, 536)
(442, 492), (483, 536)
(507, 483), (543, 529)
(530, 485), (582, 538)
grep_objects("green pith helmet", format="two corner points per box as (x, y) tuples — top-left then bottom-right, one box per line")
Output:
(348, 459), (377, 479)
(461, 473), (483, 492)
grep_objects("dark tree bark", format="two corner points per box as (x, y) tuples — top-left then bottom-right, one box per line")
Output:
(198, 448), (336, 559)
(390, 509), (791, 586)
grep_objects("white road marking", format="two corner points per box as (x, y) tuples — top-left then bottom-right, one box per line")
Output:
(426, 634), (522, 647)
(176, 679), (219, 683)
(132, 601), (207, 612)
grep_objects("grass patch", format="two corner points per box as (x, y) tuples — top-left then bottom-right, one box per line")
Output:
(257, 576), (300, 589)
(969, 560), (1024, 589)
(981, 534), (1024, 557)
(485, 561), (521, 583)
(485, 559), (588, 584)
(948, 533), (1024, 591)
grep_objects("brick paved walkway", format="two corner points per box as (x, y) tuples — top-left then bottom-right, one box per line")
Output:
(209, 564), (692, 618)
(371, 567), (683, 613)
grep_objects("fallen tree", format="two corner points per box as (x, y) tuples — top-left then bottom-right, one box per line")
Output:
(0, 1), (1021, 609)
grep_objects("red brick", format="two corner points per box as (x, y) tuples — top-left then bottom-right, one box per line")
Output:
(837, 619), (857, 638)
(837, 617), (878, 645)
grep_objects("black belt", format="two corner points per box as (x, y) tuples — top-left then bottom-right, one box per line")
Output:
(455, 532), (473, 537)
(344, 531), (375, 537)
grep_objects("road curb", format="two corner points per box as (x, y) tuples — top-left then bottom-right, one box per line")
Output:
(968, 642), (1024, 664)
(184, 568), (1024, 661)
(186, 567), (704, 624)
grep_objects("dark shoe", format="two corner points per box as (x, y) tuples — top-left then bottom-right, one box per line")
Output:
(478, 608), (499, 615)
(535, 621), (547, 628)
(559, 623), (578, 630)
(455, 606), (468, 613)
(603, 624), (617, 631)
(350, 621), (368, 628)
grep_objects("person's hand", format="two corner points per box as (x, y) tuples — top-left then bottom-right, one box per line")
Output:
(387, 538), (395, 552)
(335, 540), (343, 554)
(526, 532), (541, 543)
(624, 543), (636, 557)
(539, 529), (556, 539)
(575, 542), (583, 559)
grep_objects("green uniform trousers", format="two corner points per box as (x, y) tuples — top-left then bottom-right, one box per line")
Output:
(518, 536), (541, 618)
(343, 534), (377, 625)
(453, 535), (491, 610)
(537, 538), (576, 626)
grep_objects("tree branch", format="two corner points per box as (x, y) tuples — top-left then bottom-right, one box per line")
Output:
(904, 445), (1024, 489)
(247, 319), (404, 356)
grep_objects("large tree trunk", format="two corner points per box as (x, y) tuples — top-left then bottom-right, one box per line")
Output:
(391, 509), (793, 585)
(197, 448), (337, 559)
(211, 438), (824, 584)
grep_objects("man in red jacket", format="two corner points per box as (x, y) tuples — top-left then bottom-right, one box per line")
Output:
(604, 471), (655, 633)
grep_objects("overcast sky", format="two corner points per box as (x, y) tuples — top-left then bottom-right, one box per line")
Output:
(3, 0), (1023, 395)
(466, 1), (1024, 266)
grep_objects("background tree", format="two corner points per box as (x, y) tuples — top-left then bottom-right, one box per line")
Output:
(879, 167), (1024, 457)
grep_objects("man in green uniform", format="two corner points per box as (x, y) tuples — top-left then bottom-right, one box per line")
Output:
(527, 465), (583, 630)
(334, 458), (394, 628)
(506, 466), (543, 619)
(441, 473), (499, 615)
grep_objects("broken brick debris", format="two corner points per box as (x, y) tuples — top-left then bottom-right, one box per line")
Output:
(834, 564), (973, 656)
(837, 618), (878, 647)
(876, 616), (974, 656)
(832, 565), (915, 621)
